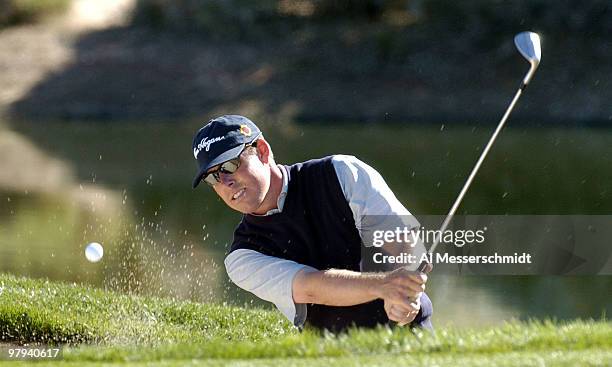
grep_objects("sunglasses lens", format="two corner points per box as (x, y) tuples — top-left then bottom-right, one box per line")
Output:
(203, 173), (219, 186)
(202, 158), (241, 187)
(220, 159), (240, 174)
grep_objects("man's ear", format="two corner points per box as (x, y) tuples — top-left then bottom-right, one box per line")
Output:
(256, 138), (271, 163)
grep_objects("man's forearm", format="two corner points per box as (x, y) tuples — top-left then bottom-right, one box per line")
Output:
(293, 269), (385, 306)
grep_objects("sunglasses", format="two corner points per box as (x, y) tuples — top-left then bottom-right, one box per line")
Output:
(202, 141), (258, 187)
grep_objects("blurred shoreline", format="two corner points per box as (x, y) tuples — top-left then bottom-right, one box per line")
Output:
(0, 1), (610, 126)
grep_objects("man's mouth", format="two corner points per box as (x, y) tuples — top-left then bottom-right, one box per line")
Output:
(232, 188), (246, 201)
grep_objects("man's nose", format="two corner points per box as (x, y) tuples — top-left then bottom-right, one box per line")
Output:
(219, 172), (235, 187)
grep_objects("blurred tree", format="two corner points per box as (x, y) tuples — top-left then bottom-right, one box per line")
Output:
(131, 0), (612, 40)
(423, 0), (612, 38)
(131, 0), (426, 38)
(132, 0), (279, 38)
(0, 0), (68, 28)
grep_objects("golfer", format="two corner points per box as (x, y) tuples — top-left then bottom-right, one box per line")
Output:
(192, 115), (432, 332)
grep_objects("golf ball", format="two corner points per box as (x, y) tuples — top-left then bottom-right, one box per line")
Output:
(85, 242), (104, 262)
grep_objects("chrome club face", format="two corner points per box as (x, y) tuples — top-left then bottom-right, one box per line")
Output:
(514, 31), (542, 66)
(514, 32), (542, 87)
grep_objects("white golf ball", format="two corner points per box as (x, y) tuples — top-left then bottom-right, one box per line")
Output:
(85, 242), (104, 263)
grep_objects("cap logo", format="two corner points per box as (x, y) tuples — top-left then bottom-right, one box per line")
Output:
(239, 125), (252, 136)
(193, 136), (226, 159)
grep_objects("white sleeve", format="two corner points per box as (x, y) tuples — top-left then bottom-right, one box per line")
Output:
(332, 155), (425, 269)
(332, 155), (413, 219)
(224, 249), (317, 326)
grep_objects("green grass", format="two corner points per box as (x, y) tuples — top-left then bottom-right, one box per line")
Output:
(1, 274), (611, 366)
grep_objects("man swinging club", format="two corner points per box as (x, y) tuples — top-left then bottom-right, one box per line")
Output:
(191, 115), (432, 332)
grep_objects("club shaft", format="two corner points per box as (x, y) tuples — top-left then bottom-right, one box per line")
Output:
(428, 86), (524, 254)
(416, 65), (536, 273)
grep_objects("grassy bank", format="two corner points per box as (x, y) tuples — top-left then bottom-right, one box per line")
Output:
(0, 274), (610, 366)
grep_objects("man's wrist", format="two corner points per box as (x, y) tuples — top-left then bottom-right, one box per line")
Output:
(364, 272), (386, 300)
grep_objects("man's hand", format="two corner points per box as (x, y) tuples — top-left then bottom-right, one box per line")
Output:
(375, 268), (427, 325)
(386, 296), (421, 326)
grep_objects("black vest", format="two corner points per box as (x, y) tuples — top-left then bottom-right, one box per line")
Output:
(231, 157), (388, 331)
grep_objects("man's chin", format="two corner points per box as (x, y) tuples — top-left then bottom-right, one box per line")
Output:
(232, 205), (251, 214)
(228, 193), (267, 214)
(231, 201), (259, 215)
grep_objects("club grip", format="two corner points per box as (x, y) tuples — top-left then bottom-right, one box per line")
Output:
(417, 260), (432, 273)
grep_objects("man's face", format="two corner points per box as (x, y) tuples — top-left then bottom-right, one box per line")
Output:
(210, 146), (271, 214)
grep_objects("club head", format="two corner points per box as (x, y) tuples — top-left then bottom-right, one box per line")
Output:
(514, 32), (541, 67)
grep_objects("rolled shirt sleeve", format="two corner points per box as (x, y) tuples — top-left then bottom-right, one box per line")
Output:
(224, 249), (317, 326)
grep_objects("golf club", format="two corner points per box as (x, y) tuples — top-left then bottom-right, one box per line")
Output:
(416, 31), (542, 273)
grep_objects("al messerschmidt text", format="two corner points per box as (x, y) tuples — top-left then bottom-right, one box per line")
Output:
(373, 252), (532, 264)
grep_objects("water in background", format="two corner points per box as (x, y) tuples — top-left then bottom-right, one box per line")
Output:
(1, 121), (610, 327)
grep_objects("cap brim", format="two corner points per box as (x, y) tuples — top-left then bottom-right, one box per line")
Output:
(192, 144), (245, 188)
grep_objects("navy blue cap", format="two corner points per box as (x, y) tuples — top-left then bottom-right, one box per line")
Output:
(191, 115), (261, 188)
